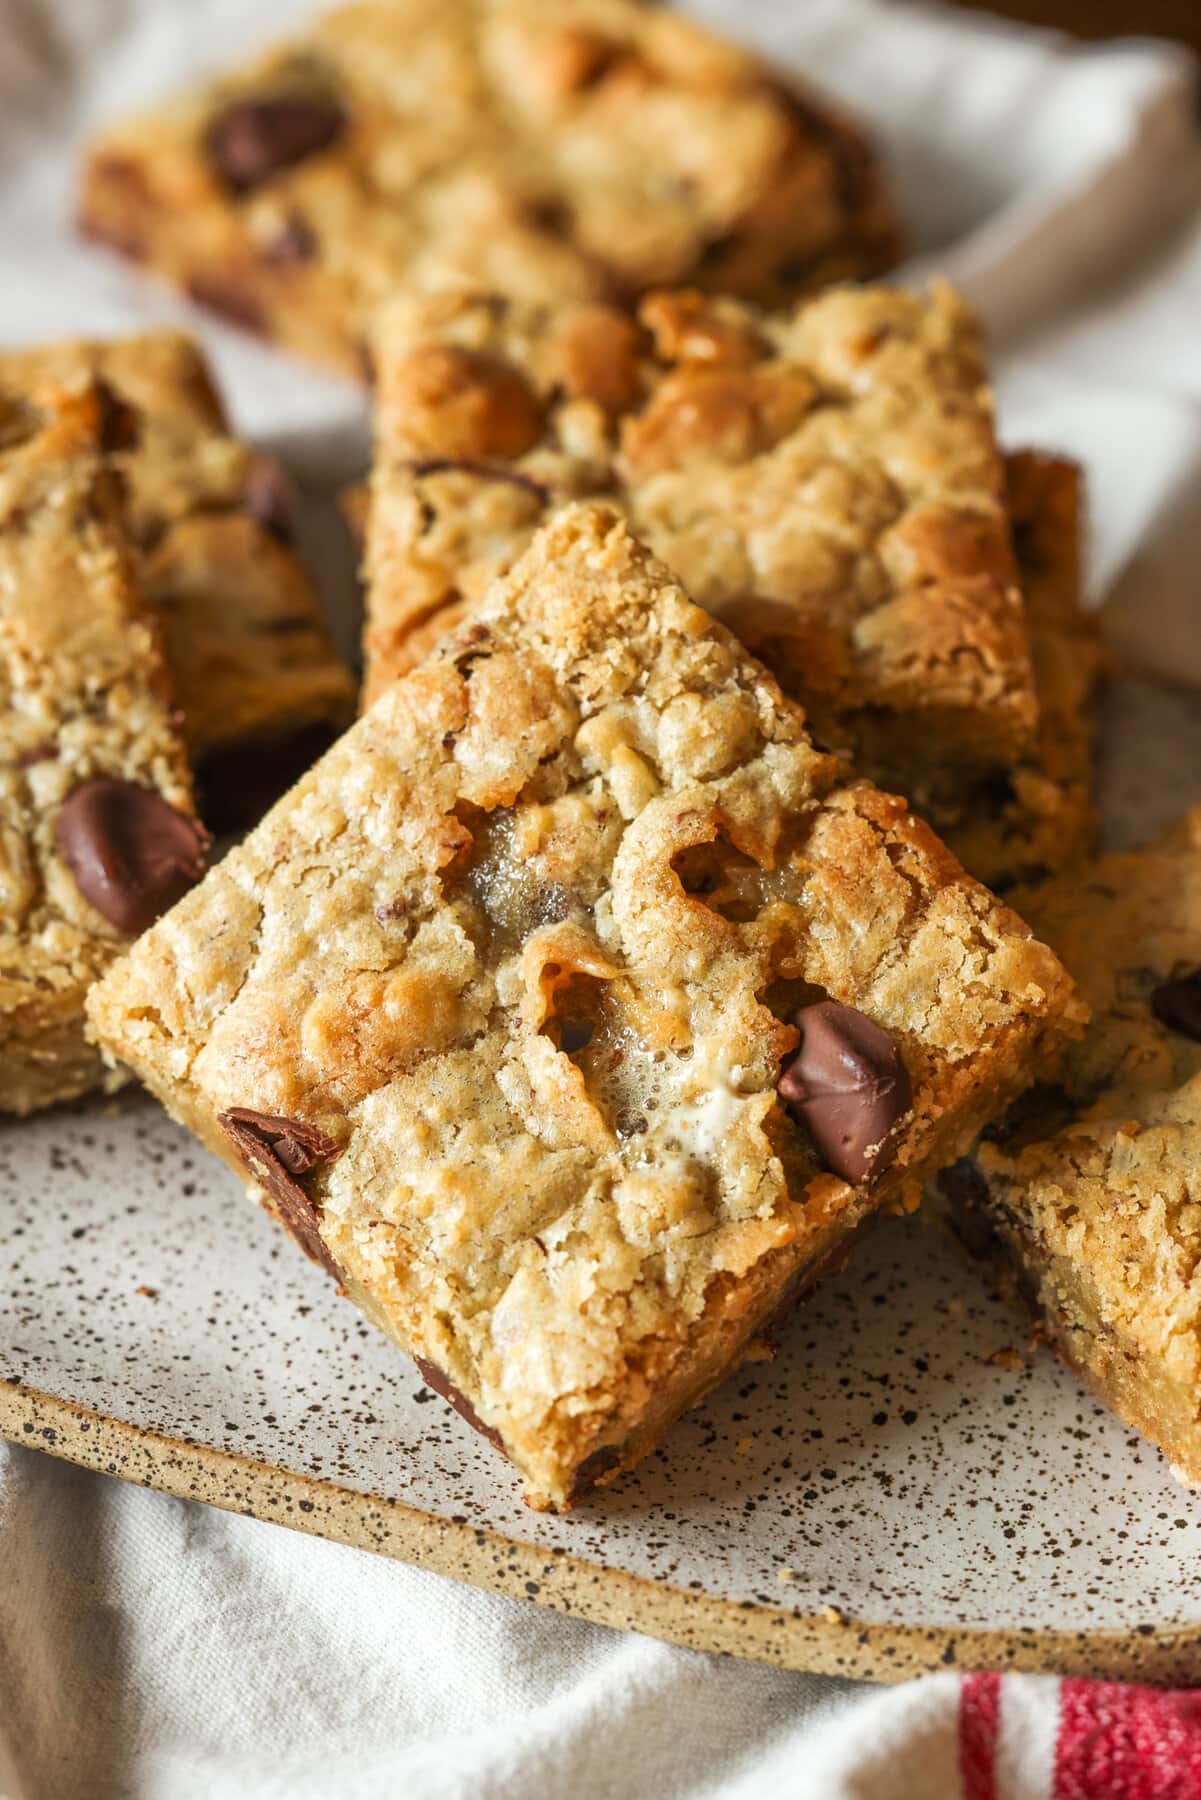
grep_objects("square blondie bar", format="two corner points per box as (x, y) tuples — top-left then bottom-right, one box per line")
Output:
(89, 505), (1081, 1508)
(0, 334), (355, 828)
(942, 809), (1201, 1486)
(79, 0), (901, 377)
(362, 283), (1037, 824)
(1, 377), (206, 1115)
(940, 451), (1100, 889)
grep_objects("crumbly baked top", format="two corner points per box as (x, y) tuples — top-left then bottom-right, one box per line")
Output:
(0, 334), (355, 803)
(0, 376), (204, 1106)
(961, 811), (1201, 1384)
(1002, 813), (1201, 1120)
(79, 0), (901, 374)
(89, 504), (1081, 1506)
(363, 283), (1036, 810)
(940, 451), (1100, 888)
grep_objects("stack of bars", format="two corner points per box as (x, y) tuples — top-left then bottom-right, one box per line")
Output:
(5, 0), (1198, 1512)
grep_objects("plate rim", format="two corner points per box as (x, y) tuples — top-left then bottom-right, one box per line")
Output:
(3, 1375), (1197, 1685)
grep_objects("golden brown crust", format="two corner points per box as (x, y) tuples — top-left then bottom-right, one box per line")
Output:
(0, 379), (198, 1114)
(939, 451), (1101, 888)
(0, 334), (355, 811)
(945, 808), (1201, 1483)
(89, 504), (1080, 1507)
(363, 282), (1036, 815)
(78, 0), (902, 376)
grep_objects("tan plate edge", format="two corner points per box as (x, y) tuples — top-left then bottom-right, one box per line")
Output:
(3, 1376), (1198, 1684)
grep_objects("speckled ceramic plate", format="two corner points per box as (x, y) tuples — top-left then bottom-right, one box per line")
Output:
(4, 674), (1201, 1683)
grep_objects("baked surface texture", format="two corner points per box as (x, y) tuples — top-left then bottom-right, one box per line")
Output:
(941, 808), (1201, 1485)
(88, 505), (1081, 1509)
(79, 0), (901, 376)
(0, 378), (202, 1115)
(940, 450), (1100, 888)
(362, 283), (1036, 817)
(0, 334), (355, 828)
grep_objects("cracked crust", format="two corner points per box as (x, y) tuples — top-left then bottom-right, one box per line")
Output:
(362, 282), (1037, 817)
(941, 808), (1201, 1483)
(940, 451), (1100, 888)
(78, 0), (902, 377)
(88, 504), (1081, 1508)
(0, 334), (355, 827)
(0, 378), (198, 1115)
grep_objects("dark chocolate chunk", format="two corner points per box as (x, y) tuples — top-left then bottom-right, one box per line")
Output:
(245, 455), (297, 542)
(204, 94), (346, 195)
(414, 1357), (506, 1454)
(1151, 969), (1201, 1042)
(218, 1108), (342, 1278)
(778, 999), (912, 1184)
(57, 778), (208, 934)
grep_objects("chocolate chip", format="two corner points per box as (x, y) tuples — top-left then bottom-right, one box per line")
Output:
(219, 1108), (342, 1279)
(413, 1357), (506, 1454)
(778, 1000), (912, 1184)
(204, 95), (346, 195)
(245, 455), (297, 542)
(558, 1019), (594, 1055)
(56, 778), (208, 934)
(1151, 969), (1201, 1041)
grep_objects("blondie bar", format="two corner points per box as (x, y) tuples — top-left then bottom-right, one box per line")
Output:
(362, 284), (1037, 821)
(942, 808), (1201, 1484)
(79, 0), (901, 377)
(89, 504), (1082, 1508)
(0, 334), (355, 827)
(940, 451), (1100, 888)
(1, 377), (206, 1115)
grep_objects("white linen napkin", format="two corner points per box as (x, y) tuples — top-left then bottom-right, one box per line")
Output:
(2, 4), (1201, 1797)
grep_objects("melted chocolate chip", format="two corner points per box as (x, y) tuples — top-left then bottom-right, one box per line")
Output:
(778, 1000), (912, 1185)
(204, 95), (346, 195)
(57, 778), (208, 934)
(414, 1357), (506, 1454)
(218, 1108), (342, 1278)
(245, 455), (297, 542)
(557, 1018), (594, 1055)
(1151, 969), (1201, 1042)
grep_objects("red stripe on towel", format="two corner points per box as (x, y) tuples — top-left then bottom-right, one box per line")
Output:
(1054, 1680), (1201, 1799)
(960, 1670), (1001, 1800)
